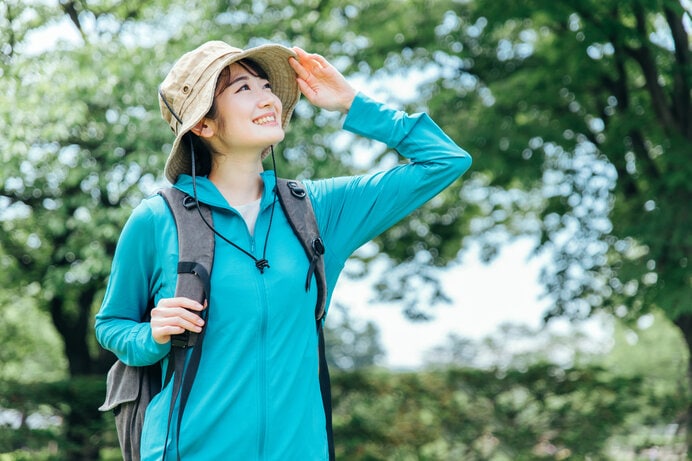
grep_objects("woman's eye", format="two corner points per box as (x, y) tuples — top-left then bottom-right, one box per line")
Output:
(264, 83), (273, 90)
(232, 83), (251, 93)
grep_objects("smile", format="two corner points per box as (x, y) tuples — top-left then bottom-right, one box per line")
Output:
(253, 115), (276, 125)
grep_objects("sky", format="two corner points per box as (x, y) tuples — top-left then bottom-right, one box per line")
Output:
(330, 237), (583, 369)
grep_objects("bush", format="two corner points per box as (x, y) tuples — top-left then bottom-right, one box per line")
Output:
(0, 365), (684, 460)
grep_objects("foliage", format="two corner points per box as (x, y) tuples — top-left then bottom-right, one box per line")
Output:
(598, 310), (689, 452)
(333, 364), (680, 460)
(1, 3), (172, 380)
(1, 0), (691, 457)
(1, 364), (682, 460)
(335, 0), (692, 447)
(334, 0), (692, 324)
(325, 303), (386, 371)
(0, 376), (111, 460)
(425, 310), (689, 457)
(0, 291), (67, 383)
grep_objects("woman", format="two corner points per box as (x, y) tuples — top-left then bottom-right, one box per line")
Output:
(95, 40), (472, 460)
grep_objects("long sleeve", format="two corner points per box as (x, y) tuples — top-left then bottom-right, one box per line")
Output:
(95, 198), (172, 366)
(309, 93), (472, 277)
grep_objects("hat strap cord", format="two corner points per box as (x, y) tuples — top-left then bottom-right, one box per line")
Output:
(189, 137), (278, 274)
(159, 87), (184, 125)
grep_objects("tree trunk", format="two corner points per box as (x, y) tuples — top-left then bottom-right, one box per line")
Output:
(49, 292), (107, 459)
(50, 292), (95, 375)
(673, 313), (692, 457)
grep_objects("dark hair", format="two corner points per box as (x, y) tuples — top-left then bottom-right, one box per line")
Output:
(188, 134), (213, 176)
(189, 59), (269, 177)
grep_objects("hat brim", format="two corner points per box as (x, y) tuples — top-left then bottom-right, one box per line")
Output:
(163, 44), (300, 184)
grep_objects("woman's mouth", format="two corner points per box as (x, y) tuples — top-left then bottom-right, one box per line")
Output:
(253, 114), (277, 125)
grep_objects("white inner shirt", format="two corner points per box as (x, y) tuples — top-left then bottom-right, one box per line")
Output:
(234, 198), (261, 235)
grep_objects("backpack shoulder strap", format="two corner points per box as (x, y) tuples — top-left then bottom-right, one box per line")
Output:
(274, 178), (327, 321)
(158, 187), (215, 459)
(159, 187), (215, 325)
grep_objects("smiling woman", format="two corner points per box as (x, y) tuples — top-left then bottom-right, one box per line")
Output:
(192, 60), (287, 183)
(94, 40), (472, 461)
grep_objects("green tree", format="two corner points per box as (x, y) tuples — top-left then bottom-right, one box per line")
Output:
(2, 0), (691, 457)
(1, 1), (178, 457)
(600, 310), (688, 452)
(331, 365), (665, 459)
(325, 303), (385, 371)
(331, 0), (692, 449)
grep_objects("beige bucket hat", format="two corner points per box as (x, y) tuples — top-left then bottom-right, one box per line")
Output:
(158, 41), (301, 183)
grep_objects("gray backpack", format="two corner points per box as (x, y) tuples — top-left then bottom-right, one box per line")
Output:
(99, 179), (333, 460)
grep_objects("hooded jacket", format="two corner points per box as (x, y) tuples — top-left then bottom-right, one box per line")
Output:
(95, 93), (472, 460)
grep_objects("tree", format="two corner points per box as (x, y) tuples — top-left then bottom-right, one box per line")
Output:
(331, 365), (661, 459)
(2, 0), (690, 456)
(1, 1), (182, 457)
(332, 0), (692, 449)
(325, 303), (386, 371)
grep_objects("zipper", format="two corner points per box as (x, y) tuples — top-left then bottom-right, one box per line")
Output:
(257, 273), (268, 459)
(232, 193), (271, 459)
(249, 217), (268, 460)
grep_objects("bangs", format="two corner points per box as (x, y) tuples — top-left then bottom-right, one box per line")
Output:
(207, 59), (270, 119)
(214, 59), (269, 98)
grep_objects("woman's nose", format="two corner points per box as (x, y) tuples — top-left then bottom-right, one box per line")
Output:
(258, 94), (273, 108)
(257, 91), (282, 112)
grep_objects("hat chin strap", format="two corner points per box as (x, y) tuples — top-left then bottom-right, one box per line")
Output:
(159, 87), (184, 126)
(188, 136), (279, 274)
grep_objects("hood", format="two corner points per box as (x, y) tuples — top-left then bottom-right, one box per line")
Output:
(173, 170), (278, 211)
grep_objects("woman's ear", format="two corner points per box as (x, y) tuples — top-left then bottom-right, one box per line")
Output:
(191, 119), (213, 138)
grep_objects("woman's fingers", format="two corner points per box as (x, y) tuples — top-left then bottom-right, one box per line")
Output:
(156, 296), (205, 311)
(150, 297), (206, 344)
(289, 49), (309, 79)
(289, 47), (356, 113)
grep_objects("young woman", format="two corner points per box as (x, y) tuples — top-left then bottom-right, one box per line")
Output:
(95, 40), (472, 460)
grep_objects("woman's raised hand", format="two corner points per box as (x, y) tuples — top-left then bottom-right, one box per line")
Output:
(150, 297), (206, 344)
(289, 47), (357, 114)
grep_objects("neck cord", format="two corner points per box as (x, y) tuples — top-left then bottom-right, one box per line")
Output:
(189, 136), (278, 274)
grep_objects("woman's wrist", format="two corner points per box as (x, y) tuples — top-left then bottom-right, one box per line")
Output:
(338, 89), (357, 114)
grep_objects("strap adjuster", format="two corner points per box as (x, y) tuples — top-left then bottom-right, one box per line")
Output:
(287, 180), (307, 198)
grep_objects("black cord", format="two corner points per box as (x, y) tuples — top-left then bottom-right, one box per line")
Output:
(188, 135), (277, 274)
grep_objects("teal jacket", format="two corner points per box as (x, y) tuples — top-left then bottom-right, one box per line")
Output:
(95, 93), (472, 460)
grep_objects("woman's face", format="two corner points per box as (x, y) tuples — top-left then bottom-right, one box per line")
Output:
(208, 61), (284, 155)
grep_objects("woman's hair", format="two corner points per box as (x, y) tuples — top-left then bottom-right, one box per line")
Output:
(190, 59), (270, 176)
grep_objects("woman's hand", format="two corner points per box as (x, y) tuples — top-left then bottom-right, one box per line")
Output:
(289, 47), (357, 114)
(150, 297), (206, 344)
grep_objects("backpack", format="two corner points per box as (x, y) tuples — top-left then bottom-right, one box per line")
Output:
(99, 179), (333, 461)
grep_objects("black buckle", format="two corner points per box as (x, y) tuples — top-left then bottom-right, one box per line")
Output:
(312, 237), (325, 256)
(287, 181), (306, 199)
(171, 332), (191, 349)
(182, 195), (196, 210)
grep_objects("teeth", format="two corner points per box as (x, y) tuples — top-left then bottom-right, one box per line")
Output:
(254, 115), (275, 125)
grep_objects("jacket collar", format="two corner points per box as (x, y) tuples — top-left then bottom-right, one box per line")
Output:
(173, 171), (278, 211)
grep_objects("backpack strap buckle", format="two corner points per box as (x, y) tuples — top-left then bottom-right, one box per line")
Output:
(286, 180), (307, 198)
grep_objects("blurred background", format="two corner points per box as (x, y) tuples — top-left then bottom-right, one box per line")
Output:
(1, 0), (690, 459)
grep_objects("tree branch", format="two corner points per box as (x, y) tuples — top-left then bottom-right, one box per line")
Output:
(664, 5), (692, 139)
(625, 3), (676, 133)
(60, 0), (87, 42)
